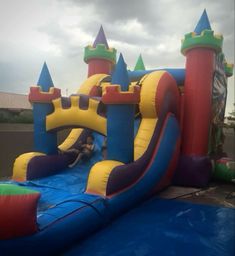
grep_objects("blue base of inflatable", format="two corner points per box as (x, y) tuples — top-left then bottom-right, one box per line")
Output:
(65, 198), (235, 256)
(0, 115), (183, 255)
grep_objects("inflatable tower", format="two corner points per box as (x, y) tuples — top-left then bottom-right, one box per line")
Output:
(176, 10), (224, 186)
(103, 54), (140, 163)
(29, 63), (61, 154)
(84, 25), (116, 77)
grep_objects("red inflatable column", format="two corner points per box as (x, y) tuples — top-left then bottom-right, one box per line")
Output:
(181, 31), (223, 156)
(174, 12), (224, 188)
(182, 49), (215, 155)
(87, 58), (114, 77)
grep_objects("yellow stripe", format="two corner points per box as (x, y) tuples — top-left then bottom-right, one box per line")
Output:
(78, 74), (109, 94)
(86, 160), (124, 196)
(134, 118), (157, 160)
(12, 152), (45, 181)
(139, 71), (165, 118)
(133, 71), (166, 158)
(58, 128), (83, 151)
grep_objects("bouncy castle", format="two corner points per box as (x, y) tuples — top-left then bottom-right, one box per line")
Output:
(0, 10), (233, 255)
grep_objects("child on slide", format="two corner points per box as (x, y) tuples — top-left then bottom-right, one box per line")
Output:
(68, 135), (95, 168)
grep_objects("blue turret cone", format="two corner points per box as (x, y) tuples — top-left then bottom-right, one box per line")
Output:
(194, 9), (212, 34)
(37, 62), (54, 92)
(111, 53), (130, 91)
(93, 25), (109, 49)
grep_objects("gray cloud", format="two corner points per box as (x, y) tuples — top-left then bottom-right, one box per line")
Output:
(52, 0), (234, 63)
(0, 0), (234, 112)
(59, 0), (155, 23)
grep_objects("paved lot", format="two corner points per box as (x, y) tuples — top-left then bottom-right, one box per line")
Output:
(159, 182), (235, 208)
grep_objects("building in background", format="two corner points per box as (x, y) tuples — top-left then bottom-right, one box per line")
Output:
(0, 91), (32, 123)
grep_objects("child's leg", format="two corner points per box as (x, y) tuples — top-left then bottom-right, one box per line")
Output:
(67, 149), (80, 154)
(68, 153), (83, 168)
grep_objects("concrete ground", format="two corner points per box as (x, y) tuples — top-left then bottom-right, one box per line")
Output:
(159, 128), (235, 208)
(159, 182), (235, 208)
(0, 124), (234, 208)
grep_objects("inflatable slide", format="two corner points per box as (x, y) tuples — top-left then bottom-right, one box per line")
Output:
(0, 68), (180, 255)
(1, 10), (233, 255)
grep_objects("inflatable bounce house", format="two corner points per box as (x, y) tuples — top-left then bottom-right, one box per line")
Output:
(0, 10), (234, 255)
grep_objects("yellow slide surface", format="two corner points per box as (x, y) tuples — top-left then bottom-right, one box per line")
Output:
(58, 129), (83, 151)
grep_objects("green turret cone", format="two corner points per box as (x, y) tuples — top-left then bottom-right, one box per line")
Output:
(134, 54), (145, 71)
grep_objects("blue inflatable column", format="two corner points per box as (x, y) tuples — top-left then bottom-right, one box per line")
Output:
(102, 54), (140, 163)
(28, 63), (61, 154)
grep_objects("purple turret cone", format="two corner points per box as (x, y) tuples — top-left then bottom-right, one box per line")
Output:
(93, 25), (109, 49)
(194, 9), (211, 35)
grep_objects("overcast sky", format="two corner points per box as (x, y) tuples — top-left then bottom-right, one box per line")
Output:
(0, 0), (234, 114)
